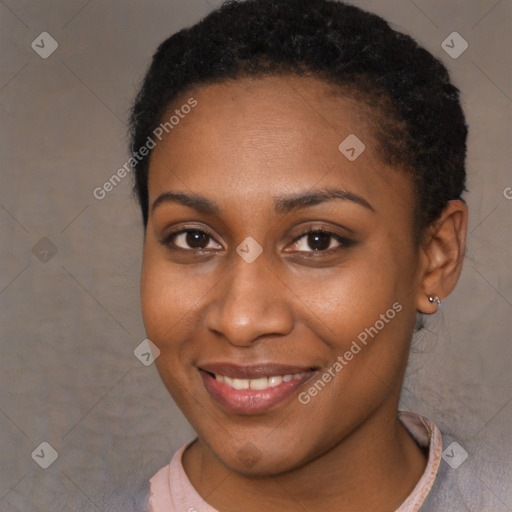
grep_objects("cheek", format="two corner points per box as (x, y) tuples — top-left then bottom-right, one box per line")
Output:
(292, 252), (406, 332)
(140, 247), (197, 342)
(289, 242), (416, 389)
(139, 250), (202, 398)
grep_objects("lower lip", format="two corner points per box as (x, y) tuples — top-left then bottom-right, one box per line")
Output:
(200, 370), (313, 414)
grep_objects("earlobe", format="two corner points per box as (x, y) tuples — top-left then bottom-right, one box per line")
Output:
(416, 200), (468, 314)
(428, 294), (441, 306)
(417, 293), (442, 315)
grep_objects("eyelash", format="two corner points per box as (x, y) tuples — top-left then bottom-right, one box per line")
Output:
(161, 227), (353, 255)
(286, 229), (353, 254)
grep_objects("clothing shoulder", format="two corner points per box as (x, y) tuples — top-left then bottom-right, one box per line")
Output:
(419, 432), (508, 512)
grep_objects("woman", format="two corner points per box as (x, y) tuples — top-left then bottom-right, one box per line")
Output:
(130, 0), (470, 509)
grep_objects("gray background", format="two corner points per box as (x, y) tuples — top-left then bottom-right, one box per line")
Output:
(0, 0), (511, 510)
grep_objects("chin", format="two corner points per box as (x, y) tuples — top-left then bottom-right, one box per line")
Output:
(206, 436), (312, 478)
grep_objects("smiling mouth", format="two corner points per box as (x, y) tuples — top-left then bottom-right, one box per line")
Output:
(205, 371), (310, 390)
(198, 364), (319, 414)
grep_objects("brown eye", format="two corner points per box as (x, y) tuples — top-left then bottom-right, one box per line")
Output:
(287, 229), (352, 253)
(185, 230), (210, 249)
(164, 229), (222, 251)
(307, 232), (332, 251)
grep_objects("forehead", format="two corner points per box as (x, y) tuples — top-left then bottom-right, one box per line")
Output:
(147, 75), (415, 220)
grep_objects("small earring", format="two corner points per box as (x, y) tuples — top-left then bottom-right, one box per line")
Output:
(428, 294), (441, 305)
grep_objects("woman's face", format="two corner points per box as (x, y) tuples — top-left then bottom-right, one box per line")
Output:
(141, 75), (424, 475)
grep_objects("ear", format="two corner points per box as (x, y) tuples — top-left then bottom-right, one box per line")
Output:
(416, 199), (468, 314)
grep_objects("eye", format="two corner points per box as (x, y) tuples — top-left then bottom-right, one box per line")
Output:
(163, 229), (222, 251)
(286, 230), (351, 253)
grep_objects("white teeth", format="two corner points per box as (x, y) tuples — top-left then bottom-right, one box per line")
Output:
(213, 372), (307, 390)
(232, 378), (249, 390)
(268, 376), (283, 387)
(249, 377), (268, 390)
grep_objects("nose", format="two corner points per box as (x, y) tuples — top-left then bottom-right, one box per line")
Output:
(203, 255), (294, 347)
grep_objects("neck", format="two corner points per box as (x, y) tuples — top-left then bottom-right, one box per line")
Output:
(183, 403), (427, 512)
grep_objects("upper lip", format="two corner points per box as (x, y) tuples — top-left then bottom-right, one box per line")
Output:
(198, 363), (318, 379)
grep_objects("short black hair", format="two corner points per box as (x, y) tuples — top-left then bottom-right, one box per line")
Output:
(129, 0), (467, 246)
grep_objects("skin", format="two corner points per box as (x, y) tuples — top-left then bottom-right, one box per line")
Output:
(140, 74), (468, 511)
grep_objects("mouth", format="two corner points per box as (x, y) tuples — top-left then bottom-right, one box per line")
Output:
(198, 363), (318, 414)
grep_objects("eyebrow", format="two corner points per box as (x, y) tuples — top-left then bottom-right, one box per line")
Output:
(274, 186), (375, 214)
(152, 192), (220, 215)
(151, 186), (375, 215)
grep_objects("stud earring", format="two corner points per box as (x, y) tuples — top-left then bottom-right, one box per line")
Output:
(428, 294), (441, 305)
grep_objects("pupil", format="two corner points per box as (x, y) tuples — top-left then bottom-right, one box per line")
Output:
(308, 232), (330, 251)
(186, 231), (209, 248)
